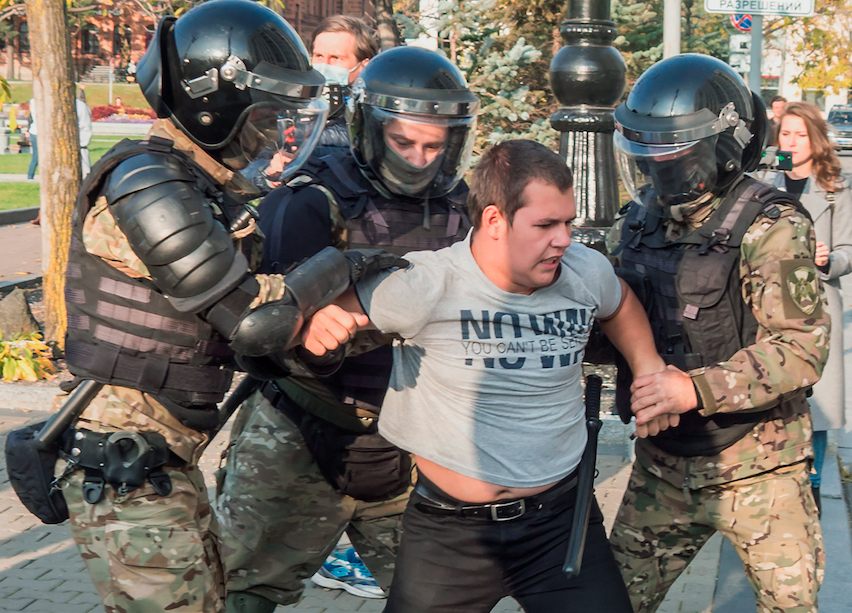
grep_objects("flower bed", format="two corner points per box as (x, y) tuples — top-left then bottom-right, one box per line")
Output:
(91, 105), (156, 122)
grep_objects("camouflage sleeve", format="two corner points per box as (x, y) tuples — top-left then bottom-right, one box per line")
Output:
(82, 195), (151, 279)
(691, 206), (830, 415)
(605, 212), (627, 265)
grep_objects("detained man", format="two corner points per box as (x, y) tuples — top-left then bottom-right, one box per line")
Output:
(300, 139), (674, 613)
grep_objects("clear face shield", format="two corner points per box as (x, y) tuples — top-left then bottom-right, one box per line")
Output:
(237, 97), (329, 183)
(361, 108), (476, 199)
(614, 130), (719, 207)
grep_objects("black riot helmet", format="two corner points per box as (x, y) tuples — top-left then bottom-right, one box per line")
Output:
(137, 0), (328, 179)
(613, 54), (767, 207)
(346, 46), (480, 200)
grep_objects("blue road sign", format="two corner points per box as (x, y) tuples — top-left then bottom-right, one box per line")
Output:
(731, 13), (752, 31)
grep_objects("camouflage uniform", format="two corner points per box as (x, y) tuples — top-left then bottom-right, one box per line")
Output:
(215, 150), (469, 606)
(607, 200), (829, 613)
(57, 120), (272, 613)
(215, 389), (409, 603)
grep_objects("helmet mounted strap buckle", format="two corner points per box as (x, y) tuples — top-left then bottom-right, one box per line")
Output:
(715, 102), (752, 148)
(181, 67), (219, 99)
(220, 55), (248, 91)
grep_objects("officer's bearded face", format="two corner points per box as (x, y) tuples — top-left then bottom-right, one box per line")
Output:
(383, 118), (448, 168)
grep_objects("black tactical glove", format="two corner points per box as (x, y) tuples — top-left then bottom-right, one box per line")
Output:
(343, 249), (409, 285)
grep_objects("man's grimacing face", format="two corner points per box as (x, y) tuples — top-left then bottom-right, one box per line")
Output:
(501, 179), (576, 294)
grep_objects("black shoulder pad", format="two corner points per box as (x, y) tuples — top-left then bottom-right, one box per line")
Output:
(104, 152), (197, 205)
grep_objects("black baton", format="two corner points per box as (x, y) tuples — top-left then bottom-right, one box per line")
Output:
(216, 375), (262, 431)
(563, 374), (603, 579)
(34, 379), (104, 452)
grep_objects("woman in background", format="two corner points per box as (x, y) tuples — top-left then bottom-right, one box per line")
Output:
(774, 101), (852, 513)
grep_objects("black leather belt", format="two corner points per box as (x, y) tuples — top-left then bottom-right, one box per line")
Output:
(413, 469), (579, 522)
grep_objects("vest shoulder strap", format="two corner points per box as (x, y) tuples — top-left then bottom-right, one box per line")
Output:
(74, 136), (176, 228)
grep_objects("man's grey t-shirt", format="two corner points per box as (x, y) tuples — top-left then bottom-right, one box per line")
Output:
(355, 234), (622, 488)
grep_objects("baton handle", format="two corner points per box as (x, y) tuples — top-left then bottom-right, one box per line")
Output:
(217, 375), (262, 430)
(34, 379), (104, 452)
(563, 374), (603, 579)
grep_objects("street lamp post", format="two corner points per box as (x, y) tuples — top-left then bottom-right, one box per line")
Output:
(549, 0), (626, 249)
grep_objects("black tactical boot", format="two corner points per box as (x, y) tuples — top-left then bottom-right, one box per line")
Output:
(226, 591), (277, 613)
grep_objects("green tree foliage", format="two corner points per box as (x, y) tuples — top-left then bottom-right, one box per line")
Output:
(0, 74), (10, 103)
(410, 0), (557, 154)
(612, 0), (730, 84)
(782, 0), (852, 94)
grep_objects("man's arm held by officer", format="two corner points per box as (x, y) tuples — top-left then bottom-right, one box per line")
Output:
(598, 278), (673, 437)
(302, 279), (676, 438)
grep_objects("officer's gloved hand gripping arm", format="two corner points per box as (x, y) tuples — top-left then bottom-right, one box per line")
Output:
(104, 153), (406, 362)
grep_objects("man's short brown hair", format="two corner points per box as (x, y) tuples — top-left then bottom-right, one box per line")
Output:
(311, 15), (378, 62)
(468, 140), (573, 229)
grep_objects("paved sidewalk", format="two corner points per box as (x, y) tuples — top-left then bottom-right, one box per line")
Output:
(0, 223), (42, 283)
(0, 216), (850, 611)
(3, 385), (838, 613)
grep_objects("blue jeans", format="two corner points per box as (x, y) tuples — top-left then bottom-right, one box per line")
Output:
(26, 133), (38, 180)
(810, 430), (828, 488)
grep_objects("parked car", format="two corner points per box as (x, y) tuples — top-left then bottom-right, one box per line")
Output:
(827, 105), (852, 150)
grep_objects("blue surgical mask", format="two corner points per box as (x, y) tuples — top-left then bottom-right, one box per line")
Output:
(313, 62), (357, 85)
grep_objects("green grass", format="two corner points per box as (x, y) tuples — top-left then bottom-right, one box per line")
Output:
(6, 82), (148, 108)
(0, 183), (40, 210)
(0, 135), (128, 174)
(0, 135), (133, 210)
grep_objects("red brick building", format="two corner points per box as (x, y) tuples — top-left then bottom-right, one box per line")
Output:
(0, 0), (375, 81)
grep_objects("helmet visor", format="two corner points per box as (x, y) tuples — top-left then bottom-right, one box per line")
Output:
(358, 107), (476, 199)
(237, 97), (329, 182)
(614, 131), (718, 206)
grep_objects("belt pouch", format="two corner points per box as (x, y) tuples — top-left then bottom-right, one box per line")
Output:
(4, 421), (69, 524)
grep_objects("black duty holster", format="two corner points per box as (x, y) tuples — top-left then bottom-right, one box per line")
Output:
(59, 429), (176, 503)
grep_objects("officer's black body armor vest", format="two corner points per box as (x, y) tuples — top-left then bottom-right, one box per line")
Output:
(65, 138), (237, 420)
(261, 151), (470, 414)
(616, 177), (810, 456)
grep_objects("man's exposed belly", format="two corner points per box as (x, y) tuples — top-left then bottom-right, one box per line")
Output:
(415, 455), (560, 503)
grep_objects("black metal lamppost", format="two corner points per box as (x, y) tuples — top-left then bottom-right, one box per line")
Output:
(549, 0), (626, 248)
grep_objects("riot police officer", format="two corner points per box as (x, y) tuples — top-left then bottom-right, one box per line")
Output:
(215, 46), (479, 612)
(606, 54), (828, 612)
(54, 2), (399, 611)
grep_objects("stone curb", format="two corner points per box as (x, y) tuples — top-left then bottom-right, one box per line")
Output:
(0, 274), (42, 294)
(0, 383), (62, 411)
(0, 206), (39, 226)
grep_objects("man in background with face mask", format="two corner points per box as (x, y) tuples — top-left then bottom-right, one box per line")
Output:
(606, 54), (828, 613)
(215, 45), (478, 613)
(310, 15), (376, 157)
(242, 15), (377, 194)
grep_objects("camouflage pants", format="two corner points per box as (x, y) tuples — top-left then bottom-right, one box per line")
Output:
(61, 460), (225, 613)
(609, 461), (824, 613)
(214, 390), (408, 605)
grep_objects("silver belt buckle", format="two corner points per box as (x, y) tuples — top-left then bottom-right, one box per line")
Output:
(490, 499), (525, 521)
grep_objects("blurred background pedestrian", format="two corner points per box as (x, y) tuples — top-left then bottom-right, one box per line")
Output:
(772, 100), (852, 513)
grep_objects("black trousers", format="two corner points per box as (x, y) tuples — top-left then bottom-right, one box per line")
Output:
(383, 474), (633, 613)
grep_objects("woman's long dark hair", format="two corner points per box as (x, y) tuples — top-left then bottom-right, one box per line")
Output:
(774, 101), (843, 192)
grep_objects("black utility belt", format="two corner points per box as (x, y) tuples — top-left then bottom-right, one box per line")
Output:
(58, 428), (182, 504)
(413, 468), (580, 522)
